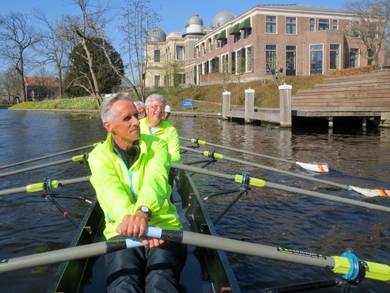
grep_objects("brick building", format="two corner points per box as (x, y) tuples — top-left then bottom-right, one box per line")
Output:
(145, 5), (385, 89)
(25, 76), (60, 100)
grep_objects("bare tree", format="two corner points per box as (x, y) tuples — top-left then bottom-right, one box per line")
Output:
(0, 12), (41, 102)
(120, 0), (160, 101)
(34, 13), (70, 99)
(64, 0), (107, 105)
(346, 0), (390, 65)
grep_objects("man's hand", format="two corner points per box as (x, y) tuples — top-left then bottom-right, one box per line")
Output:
(116, 213), (164, 248)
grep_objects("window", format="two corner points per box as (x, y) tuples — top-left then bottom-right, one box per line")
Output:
(231, 51), (236, 74)
(244, 27), (252, 38)
(368, 49), (374, 65)
(204, 61), (209, 74)
(211, 57), (220, 73)
(247, 47), (253, 72)
(221, 54), (229, 73)
(154, 75), (160, 87)
(310, 44), (323, 74)
(286, 45), (296, 76)
(154, 50), (160, 62)
(265, 45), (277, 74)
(329, 44), (339, 69)
(350, 27), (360, 37)
(349, 48), (359, 68)
(194, 46), (198, 58)
(318, 19), (329, 31)
(234, 32), (241, 43)
(176, 46), (185, 60)
(310, 18), (315, 32)
(237, 48), (246, 74)
(174, 73), (185, 86)
(286, 17), (296, 34)
(332, 19), (338, 30)
(266, 16), (277, 33)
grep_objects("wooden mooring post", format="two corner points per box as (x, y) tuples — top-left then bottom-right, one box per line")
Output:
(244, 88), (255, 123)
(279, 84), (292, 127)
(222, 90), (231, 119)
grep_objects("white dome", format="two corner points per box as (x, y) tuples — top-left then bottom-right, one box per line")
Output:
(211, 11), (235, 28)
(186, 15), (203, 27)
(148, 28), (166, 42)
(185, 14), (204, 35)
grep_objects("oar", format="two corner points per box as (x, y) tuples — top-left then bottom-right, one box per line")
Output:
(1, 166), (389, 213)
(180, 146), (390, 198)
(0, 154), (88, 178)
(171, 163), (390, 214)
(0, 227), (389, 283)
(0, 144), (95, 170)
(0, 176), (89, 196)
(181, 137), (329, 173)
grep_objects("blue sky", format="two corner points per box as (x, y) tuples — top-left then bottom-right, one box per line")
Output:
(2, 0), (352, 34)
(0, 0), (352, 74)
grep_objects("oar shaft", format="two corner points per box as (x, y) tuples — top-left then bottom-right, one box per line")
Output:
(171, 163), (234, 181)
(181, 146), (348, 189)
(0, 241), (110, 273)
(0, 157), (77, 178)
(181, 231), (334, 269)
(181, 137), (293, 164)
(265, 181), (390, 213)
(0, 144), (93, 170)
(0, 176), (90, 196)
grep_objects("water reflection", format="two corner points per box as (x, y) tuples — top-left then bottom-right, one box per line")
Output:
(1, 110), (390, 292)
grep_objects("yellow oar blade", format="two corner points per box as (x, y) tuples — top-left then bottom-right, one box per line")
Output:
(296, 162), (329, 173)
(350, 186), (390, 198)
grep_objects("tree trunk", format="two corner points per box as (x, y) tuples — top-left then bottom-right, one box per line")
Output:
(57, 64), (64, 99)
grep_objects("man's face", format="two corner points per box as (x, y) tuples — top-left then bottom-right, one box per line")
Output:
(146, 100), (164, 126)
(104, 99), (140, 144)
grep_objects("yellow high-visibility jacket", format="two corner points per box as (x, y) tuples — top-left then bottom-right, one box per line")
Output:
(140, 118), (181, 163)
(88, 133), (181, 239)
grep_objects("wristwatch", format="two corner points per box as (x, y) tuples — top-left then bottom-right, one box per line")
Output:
(137, 206), (152, 219)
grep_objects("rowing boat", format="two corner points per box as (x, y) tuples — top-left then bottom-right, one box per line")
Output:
(48, 169), (241, 293)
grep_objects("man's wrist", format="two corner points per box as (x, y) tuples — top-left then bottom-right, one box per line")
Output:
(136, 206), (152, 220)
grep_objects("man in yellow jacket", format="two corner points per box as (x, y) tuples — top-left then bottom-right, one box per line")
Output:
(88, 94), (186, 292)
(140, 94), (180, 163)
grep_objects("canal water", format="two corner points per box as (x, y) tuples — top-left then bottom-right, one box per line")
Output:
(0, 109), (389, 292)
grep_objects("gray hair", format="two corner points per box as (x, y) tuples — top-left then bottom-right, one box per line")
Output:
(145, 94), (166, 107)
(100, 94), (133, 123)
(133, 100), (145, 108)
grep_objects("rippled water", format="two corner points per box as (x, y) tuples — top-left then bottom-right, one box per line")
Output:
(0, 109), (389, 292)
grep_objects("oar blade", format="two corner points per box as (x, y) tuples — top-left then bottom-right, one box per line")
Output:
(350, 186), (390, 198)
(296, 162), (329, 173)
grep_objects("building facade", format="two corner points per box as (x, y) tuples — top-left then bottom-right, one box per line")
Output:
(145, 5), (385, 89)
(144, 15), (205, 89)
(25, 76), (60, 100)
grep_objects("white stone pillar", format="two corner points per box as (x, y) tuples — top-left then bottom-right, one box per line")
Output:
(222, 91), (231, 119)
(244, 88), (255, 123)
(278, 84), (292, 127)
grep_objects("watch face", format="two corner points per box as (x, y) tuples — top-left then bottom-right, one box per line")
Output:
(141, 206), (149, 213)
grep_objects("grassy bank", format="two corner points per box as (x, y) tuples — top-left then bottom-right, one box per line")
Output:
(10, 97), (98, 110)
(9, 75), (323, 112)
(156, 75), (322, 112)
